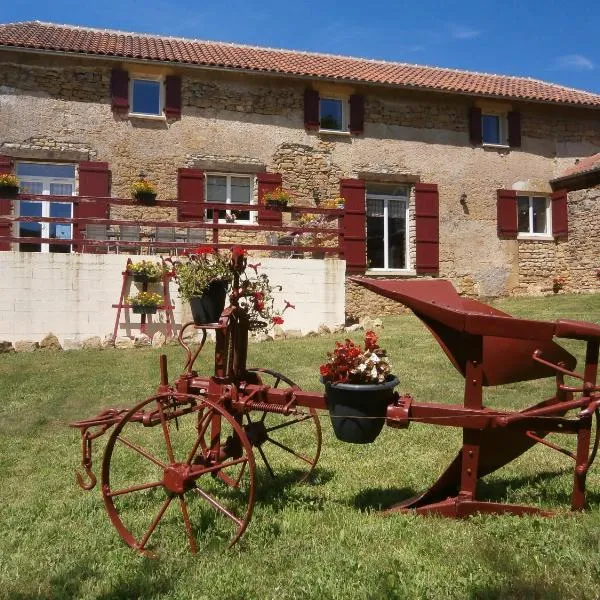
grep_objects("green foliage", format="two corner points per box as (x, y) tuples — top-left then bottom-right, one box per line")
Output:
(126, 291), (162, 306)
(1, 293), (599, 599)
(172, 250), (233, 302)
(126, 260), (166, 279)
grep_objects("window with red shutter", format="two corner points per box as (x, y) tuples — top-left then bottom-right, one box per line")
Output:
(340, 178), (366, 273)
(415, 183), (439, 275)
(497, 189), (517, 237)
(177, 169), (205, 221)
(75, 162), (110, 252)
(508, 111), (521, 147)
(165, 75), (182, 119)
(304, 89), (320, 130)
(257, 172), (283, 227)
(551, 189), (568, 239)
(469, 107), (482, 145)
(111, 69), (129, 111)
(0, 155), (14, 250)
(349, 94), (365, 135)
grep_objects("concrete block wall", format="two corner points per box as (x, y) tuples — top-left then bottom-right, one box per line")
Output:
(0, 253), (346, 344)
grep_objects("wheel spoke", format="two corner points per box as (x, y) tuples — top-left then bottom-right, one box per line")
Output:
(117, 435), (168, 469)
(265, 414), (314, 434)
(179, 495), (197, 554)
(157, 399), (176, 464)
(106, 480), (163, 498)
(190, 456), (249, 479)
(257, 445), (275, 478)
(186, 409), (213, 465)
(138, 496), (173, 550)
(192, 486), (243, 527)
(265, 436), (313, 465)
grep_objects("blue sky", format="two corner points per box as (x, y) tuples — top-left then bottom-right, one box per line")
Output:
(5, 0), (600, 93)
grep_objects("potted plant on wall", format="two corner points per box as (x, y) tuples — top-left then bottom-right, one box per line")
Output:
(127, 291), (163, 314)
(126, 260), (166, 283)
(0, 173), (19, 198)
(131, 178), (157, 205)
(263, 187), (292, 210)
(169, 246), (234, 324)
(320, 331), (399, 444)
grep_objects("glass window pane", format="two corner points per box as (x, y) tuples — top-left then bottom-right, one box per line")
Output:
(366, 183), (409, 197)
(230, 177), (250, 204)
(49, 183), (73, 196)
(50, 202), (72, 244)
(206, 176), (227, 203)
(532, 197), (547, 234)
(366, 198), (384, 217)
(17, 163), (75, 179)
(320, 98), (343, 130)
(517, 197), (529, 233)
(19, 200), (43, 217)
(387, 209), (406, 269)
(19, 181), (43, 195)
(131, 79), (161, 115)
(482, 114), (500, 144)
(366, 215), (384, 268)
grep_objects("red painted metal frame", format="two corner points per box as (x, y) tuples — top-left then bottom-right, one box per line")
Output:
(70, 271), (600, 554)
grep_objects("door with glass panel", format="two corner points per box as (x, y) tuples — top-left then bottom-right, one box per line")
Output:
(366, 184), (409, 270)
(16, 163), (75, 253)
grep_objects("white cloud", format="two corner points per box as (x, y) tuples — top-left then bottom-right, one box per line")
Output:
(448, 24), (481, 40)
(553, 54), (594, 71)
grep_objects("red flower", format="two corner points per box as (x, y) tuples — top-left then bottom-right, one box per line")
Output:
(320, 364), (332, 378)
(271, 316), (284, 325)
(232, 246), (247, 258)
(195, 245), (214, 255)
(364, 330), (378, 351)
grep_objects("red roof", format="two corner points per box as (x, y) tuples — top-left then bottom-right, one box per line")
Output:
(557, 153), (600, 178)
(2, 21), (600, 109)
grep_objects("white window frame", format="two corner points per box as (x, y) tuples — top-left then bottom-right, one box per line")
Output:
(15, 162), (75, 253)
(517, 194), (553, 240)
(319, 96), (349, 134)
(365, 188), (411, 272)
(481, 111), (508, 147)
(129, 75), (165, 119)
(205, 173), (256, 225)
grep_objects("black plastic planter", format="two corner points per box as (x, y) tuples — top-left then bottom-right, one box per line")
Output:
(322, 376), (399, 444)
(189, 280), (228, 325)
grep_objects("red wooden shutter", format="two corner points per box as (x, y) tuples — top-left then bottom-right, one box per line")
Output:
(469, 107), (482, 145)
(0, 154), (14, 250)
(551, 189), (568, 239)
(177, 168), (205, 221)
(497, 189), (517, 237)
(349, 94), (364, 134)
(257, 172), (283, 226)
(415, 183), (439, 275)
(304, 89), (320, 130)
(507, 111), (521, 147)
(111, 68), (129, 111)
(340, 178), (366, 273)
(76, 162), (111, 251)
(165, 75), (182, 119)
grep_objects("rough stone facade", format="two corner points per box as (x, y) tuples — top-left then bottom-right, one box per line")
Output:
(2, 50), (600, 320)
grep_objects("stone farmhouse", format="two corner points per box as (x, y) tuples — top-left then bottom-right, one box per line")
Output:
(1, 21), (600, 323)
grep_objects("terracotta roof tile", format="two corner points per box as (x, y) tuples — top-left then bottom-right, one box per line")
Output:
(558, 153), (600, 178)
(2, 20), (600, 108)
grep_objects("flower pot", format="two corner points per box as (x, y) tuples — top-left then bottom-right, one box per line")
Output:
(133, 192), (157, 205)
(265, 200), (287, 210)
(322, 376), (399, 444)
(0, 185), (19, 199)
(189, 280), (228, 325)
(131, 273), (161, 284)
(132, 305), (158, 315)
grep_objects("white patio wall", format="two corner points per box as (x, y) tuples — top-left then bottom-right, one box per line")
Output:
(0, 253), (346, 344)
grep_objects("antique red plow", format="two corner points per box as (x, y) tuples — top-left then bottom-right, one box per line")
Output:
(70, 272), (600, 556)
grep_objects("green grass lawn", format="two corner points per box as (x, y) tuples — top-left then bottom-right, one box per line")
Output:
(1, 294), (600, 599)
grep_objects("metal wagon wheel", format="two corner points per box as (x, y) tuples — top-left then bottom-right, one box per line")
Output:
(244, 368), (322, 483)
(101, 393), (255, 557)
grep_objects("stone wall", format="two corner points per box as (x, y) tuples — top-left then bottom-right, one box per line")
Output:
(2, 50), (600, 318)
(515, 185), (600, 295)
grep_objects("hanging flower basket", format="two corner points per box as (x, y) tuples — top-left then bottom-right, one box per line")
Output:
(134, 191), (157, 205)
(132, 305), (158, 315)
(265, 199), (288, 210)
(131, 179), (157, 205)
(322, 376), (399, 444)
(132, 272), (161, 283)
(0, 174), (20, 199)
(189, 279), (229, 324)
